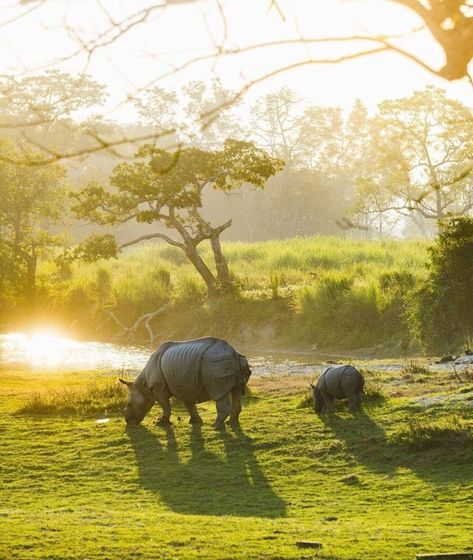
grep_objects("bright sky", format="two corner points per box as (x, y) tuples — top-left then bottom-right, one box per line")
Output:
(1, 0), (472, 119)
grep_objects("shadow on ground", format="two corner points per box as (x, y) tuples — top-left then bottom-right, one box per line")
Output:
(127, 424), (286, 518)
(321, 410), (473, 484)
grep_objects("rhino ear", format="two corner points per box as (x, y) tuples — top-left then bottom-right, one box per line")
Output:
(308, 382), (315, 389)
(119, 378), (133, 388)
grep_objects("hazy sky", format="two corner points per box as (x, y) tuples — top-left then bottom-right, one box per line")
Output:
(1, 0), (472, 119)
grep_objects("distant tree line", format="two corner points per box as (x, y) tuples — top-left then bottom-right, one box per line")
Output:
(0, 71), (472, 350)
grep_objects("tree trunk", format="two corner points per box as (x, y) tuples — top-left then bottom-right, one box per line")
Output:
(434, 186), (444, 220)
(26, 254), (37, 292)
(210, 233), (233, 289)
(184, 242), (219, 295)
(410, 211), (427, 236)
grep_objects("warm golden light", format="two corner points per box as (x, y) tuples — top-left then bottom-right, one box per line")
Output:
(0, 332), (149, 370)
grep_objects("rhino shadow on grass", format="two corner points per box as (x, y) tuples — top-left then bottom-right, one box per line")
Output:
(126, 425), (286, 518)
(321, 411), (396, 475)
(321, 410), (473, 484)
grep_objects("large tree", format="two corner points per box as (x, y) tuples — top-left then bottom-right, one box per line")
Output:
(354, 87), (473, 233)
(72, 139), (282, 295)
(0, 70), (106, 129)
(0, 70), (108, 159)
(250, 88), (305, 167)
(0, 139), (67, 294)
(133, 79), (244, 150)
(298, 99), (370, 177)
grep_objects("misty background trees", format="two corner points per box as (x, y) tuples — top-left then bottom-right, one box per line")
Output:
(0, 70), (472, 350)
(1, 73), (473, 261)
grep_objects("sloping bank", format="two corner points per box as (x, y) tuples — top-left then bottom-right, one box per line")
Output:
(34, 236), (428, 355)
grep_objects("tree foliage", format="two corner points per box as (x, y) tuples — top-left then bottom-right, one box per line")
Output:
(0, 138), (67, 293)
(413, 217), (473, 352)
(0, 70), (107, 126)
(133, 79), (243, 150)
(354, 87), (473, 234)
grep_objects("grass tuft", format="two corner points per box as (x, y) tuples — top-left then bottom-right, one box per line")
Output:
(32, 236), (429, 350)
(297, 390), (314, 409)
(17, 380), (127, 416)
(403, 360), (430, 375)
(392, 415), (473, 450)
(363, 378), (387, 404)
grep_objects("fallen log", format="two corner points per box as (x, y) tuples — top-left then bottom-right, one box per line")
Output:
(108, 304), (170, 344)
(296, 541), (322, 549)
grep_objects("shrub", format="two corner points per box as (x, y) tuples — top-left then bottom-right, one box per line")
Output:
(412, 217), (473, 353)
(293, 271), (410, 349)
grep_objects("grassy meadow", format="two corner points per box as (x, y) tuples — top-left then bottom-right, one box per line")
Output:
(37, 236), (429, 352)
(2, 363), (473, 559)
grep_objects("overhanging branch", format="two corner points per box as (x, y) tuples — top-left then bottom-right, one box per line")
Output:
(119, 232), (184, 250)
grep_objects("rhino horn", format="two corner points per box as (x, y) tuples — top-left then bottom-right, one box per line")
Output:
(308, 382), (316, 389)
(119, 378), (133, 387)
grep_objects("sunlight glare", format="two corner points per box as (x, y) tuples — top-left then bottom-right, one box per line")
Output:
(28, 331), (73, 367)
(0, 331), (150, 370)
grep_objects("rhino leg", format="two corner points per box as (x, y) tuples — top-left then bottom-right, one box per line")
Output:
(184, 402), (203, 425)
(313, 389), (325, 413)
(348, 392), (362, 412)
(321, 392), (335, 413)
(228, 387), (242, 426)
(214, 395), (231, 430)
(155, 392), (172, 427)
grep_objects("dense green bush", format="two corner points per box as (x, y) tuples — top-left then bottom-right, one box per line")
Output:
(412, 217), (473, 353)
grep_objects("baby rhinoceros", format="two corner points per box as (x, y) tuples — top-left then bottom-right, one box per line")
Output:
(310, 365), (364, 413)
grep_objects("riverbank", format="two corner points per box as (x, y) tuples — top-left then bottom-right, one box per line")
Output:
(1, 236), (430, 355)
(1, 365), (473, 559)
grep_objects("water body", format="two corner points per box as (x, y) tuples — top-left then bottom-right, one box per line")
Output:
(0, 332), (455, 375)
(0, 332), (330, 376)
(0, 333), (150, 371)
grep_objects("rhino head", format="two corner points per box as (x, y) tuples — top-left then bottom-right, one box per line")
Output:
(239, 355), (252, 394)
(119, 378), (155, 425)
(309, 382), (324, 413)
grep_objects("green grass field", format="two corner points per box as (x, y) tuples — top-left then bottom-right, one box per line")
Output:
(2, 365), (473, 559)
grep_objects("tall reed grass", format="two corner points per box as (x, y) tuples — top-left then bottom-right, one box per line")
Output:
(37, 236), (428, 351)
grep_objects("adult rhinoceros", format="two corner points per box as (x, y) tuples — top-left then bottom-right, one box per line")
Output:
(119, 337), (251, 430)
(310, 364), (364, 413)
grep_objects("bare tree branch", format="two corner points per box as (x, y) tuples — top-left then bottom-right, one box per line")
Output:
(119, 233), (184, 250)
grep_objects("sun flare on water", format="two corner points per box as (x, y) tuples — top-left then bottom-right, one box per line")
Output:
(2, 330), (77, 368)
(0, 329), (150, 370)
(27, 331), (72, 365)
